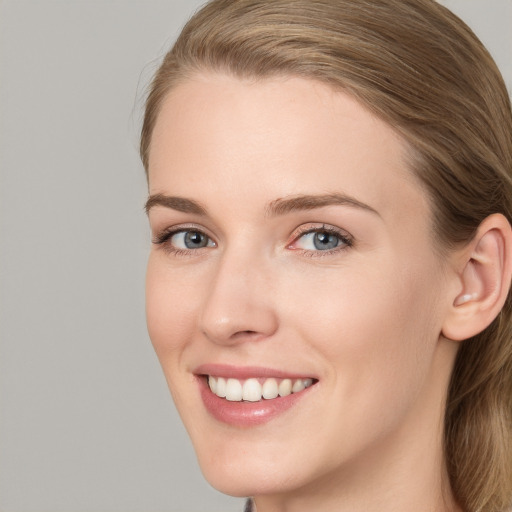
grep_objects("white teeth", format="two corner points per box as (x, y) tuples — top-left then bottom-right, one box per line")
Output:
(208, 376), (217, 393)
(225, 378), (243, 401)
(216, 377), (227, 398)
(278, 379), (292, 397)
(209, 375), (315, 402)
(242, 378), (262, 402)
(262, 378), (279, 399)
(292, 379), (305, 393)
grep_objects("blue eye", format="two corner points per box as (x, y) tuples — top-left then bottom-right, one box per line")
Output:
(170, 230), (215, 249)
(291, 227), (352, 253)
(153, 228), (216, 253)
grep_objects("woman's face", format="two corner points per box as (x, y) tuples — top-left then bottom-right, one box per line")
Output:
(146, 74), (458, 498)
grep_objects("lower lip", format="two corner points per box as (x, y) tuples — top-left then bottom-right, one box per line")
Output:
(198, 377), (314, 427)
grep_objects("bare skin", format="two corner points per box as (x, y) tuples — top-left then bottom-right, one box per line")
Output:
(146, 73), (468, 511)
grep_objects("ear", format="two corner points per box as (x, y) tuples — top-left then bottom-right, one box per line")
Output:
(442, 213), (512, 341)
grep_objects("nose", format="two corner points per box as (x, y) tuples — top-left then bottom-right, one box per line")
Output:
(199, 248), (279, 346)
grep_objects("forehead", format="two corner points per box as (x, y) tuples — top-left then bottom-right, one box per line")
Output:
(148, 73), (428, 224)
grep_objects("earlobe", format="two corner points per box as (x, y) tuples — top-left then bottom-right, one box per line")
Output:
(442, 214), (512, 342)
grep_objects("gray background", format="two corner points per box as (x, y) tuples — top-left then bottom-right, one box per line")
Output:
(0, 1), (510, 511)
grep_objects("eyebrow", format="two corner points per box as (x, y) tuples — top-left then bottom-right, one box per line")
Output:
(145, 193), (207, 215)
(266, 193), (380, 217)
(145, 192), (380, 217)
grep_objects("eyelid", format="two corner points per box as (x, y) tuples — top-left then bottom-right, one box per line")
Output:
(287, 223), (353, 254)
(151, 222), (353, 257)
(152, 223), (217, 251)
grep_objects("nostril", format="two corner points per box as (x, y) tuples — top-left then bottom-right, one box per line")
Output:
(231, 330), (263, 341)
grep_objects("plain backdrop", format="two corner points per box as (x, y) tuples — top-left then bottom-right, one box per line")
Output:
(0, 1), (510, 511)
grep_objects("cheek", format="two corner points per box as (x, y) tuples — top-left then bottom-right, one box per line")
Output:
(283, 255), (444, 403)
(145, 255), (198, 357)
(145, 256), (206, 420)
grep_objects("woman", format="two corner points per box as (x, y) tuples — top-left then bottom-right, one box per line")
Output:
(140, 1), (512, 511)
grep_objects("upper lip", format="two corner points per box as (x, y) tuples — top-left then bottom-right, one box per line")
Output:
(194, 363), (317, 380)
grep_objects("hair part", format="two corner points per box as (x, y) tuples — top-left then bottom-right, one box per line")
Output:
(140, 1), (512, 510)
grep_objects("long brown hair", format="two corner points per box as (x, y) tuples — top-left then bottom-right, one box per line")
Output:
(140, 1), (512, 510)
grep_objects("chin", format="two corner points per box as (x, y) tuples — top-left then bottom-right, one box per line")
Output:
(174, 372), (328, 497)
(190, 426), (328, 499)
(199, 457), (302, 498)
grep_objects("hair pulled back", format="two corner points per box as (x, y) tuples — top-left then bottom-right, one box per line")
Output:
(140, 1), (512, 510)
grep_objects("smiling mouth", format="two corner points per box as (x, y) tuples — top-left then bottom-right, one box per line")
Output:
(207, 375), (317, 402)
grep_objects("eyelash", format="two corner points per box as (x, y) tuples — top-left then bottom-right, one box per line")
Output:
(152, 225), (215, 256)
(152, 224), (353, 257)
(288, 224), (353, 257)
